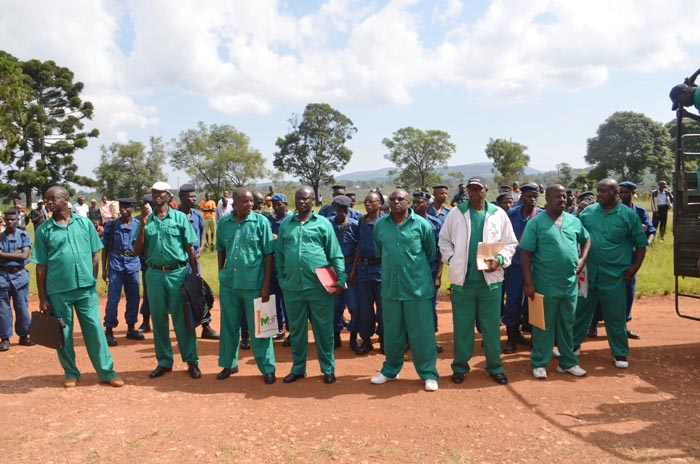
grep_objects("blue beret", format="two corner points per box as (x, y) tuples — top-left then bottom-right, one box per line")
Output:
(619, 181), (637, 190)
(271, 193), (288, 203)
(332, 195), (352, 207)
(520, 183), (539, 193)
(179, 183), (196, 193)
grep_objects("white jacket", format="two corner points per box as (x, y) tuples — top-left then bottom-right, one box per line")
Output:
(438, 201), (518, 287)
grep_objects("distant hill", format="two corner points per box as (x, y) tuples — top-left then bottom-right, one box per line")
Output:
(337, 162), (541, 182)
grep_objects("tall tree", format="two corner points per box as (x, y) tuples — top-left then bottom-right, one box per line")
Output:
(94, 137), (166, 199)
(556, 162), (574, 187)
(273, 103), (357, 200)
(0, 51), (99, 205)
(484, 138), (530, 186)
(586, 111), (672, 183)
(171, 122), (267, 199)
(382, 127), (456, 189)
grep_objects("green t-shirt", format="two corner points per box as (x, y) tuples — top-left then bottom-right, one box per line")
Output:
(466, 208), (486, 283)
(373, 210), (436, 300)
(135, 207), (197, 266)
(275, 212), (346, 291)
(578, 201), (648, 282)
(216, 211), (274, 290)
(32, 214), (103, 295)
(518, 211), (589, 297)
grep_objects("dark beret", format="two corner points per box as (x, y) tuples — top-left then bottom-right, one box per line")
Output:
(432, 184), (449, 190)
(412, 190), (431, 200)
(118, 198), (137, 206)
(619, 181), (637, 190)
(520, 183), (539, 193)
(496, 193), (513, 202)
(331, 185), (346, 191)
(332, 195), (352, 207)
(179, 183), (196, 193)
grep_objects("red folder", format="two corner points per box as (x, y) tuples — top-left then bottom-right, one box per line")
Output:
(315, 266), (338, 293)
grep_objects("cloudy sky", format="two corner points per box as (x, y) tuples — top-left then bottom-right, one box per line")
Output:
(2, 0), (699, 186)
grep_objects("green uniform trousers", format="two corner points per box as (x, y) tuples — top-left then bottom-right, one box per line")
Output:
(573, 277), (628, 358)
(146, 267), (198, 368)
(284, 289), (335, 375)
(451, 281), (504, 375)
(531, 293), (579, 369)
(218, 286), (275, 374)
(381, 297), (438, 380)
(50, 286), (118, 382)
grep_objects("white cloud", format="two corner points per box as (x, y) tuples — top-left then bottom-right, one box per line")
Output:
(3, 0), (700, 122)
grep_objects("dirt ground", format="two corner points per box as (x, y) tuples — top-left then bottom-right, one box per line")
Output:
(1, 294), (700, 464)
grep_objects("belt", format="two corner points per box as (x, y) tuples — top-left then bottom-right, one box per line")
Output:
(0, 266), (25, 274)
(360, 257), (381, 265)
(112, 249), (136, 257)
(148, 262), (186, 272)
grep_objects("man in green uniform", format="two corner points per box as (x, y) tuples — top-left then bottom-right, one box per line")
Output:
(519, 184), (591, 379)
(572, 179), (648, 369)
(371, 188), (440, 391)
(216, 188), (276, 384)
(33, 186), (124, 388)
(439, 177), (518, 385)
(276, 186), (346, 384)
(133, 181), (201, 379)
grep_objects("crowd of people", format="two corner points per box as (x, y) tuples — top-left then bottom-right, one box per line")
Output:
(0, 176), (665, 391)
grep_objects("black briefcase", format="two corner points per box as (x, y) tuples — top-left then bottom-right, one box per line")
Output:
(30, 311), (66, 349)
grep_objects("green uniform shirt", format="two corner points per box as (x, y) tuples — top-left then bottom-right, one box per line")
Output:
(466, 208), (486, 283)
(578, 201), (647, 282)
(373, 209), (436, 300)
(32, 213), (103, 295)
(276, 212), (346, 291)
(216, 211), (274, 290)
(518, 212), (589, 297)
(135, 207), (197, 265)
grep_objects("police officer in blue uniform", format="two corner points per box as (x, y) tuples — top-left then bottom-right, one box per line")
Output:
(0, 208), (34, 351)
(102, 198), (144, 345)
(268, 193), (292, 344)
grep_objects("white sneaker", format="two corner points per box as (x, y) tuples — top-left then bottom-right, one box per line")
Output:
(424, 379), (438, 391)
(614, 357), (629, 369)
(556, 364), (587, 377)
(552, 347), (561, 358)
(532, 367), (547, 379)
(370, 372), (397, 384)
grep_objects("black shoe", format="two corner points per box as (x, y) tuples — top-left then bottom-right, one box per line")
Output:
(334, 332), (341, 349)
(451, 372), (465, 384)
(323, 373), (336, 384)
(149, 366), (172, 378)
(436, 343), (443, 353)
(263, 372), (276, 384)
(587, 326), (598, 338)
(515, 331), (530, 347)
(355, 338), (374, 355)
(627, 330), (640, 339)
(105, 330), (118, 347)
(126, 327), (145, 340)
(0, 339), (9, 351)
(491, 373), (508, 385)
(187, 363), (201, 379)
(521, 323), (533, 333)
(201, 325), (220, 340)
(273, 329), (286, 340)
(240, 332), (251, 350)
(216, 366), (238, 380)
(283, 372), (306, 384)
(138, 315), (151, 333)
(503, 326), (517, 354)
(282, 335), (291, 347)
(18, 335), (35, 346)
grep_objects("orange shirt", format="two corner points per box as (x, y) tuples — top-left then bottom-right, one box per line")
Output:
(199, 199), (217, 219)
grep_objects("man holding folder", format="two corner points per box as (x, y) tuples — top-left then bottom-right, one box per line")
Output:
(519, 184), (590, 379)
(439, 177), (518, 385)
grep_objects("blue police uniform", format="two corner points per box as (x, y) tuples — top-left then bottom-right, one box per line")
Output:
(355, 214), (383, 342)
(268, 211), (292, 331)
(103, 217), (141, 328)
(328, 216), (360, 335)
(0, 228), (32, 341)
(427, 204), (450, 225)
(425, 213), (442, 331)
(503, 204), (543, 328)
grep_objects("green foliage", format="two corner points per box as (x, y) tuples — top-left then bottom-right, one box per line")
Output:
(556, 162), (574, 187)
(382, 127), (456, 190)
(665, 117), (700, 171)
(586, 111), (672, 183)
(0, 52), (30, 172)
(273, 103), (357, 200)
(484, 138), (530, 186)
(0, 51), (99, 206)
(171, 122), (267, 199)
(94, 137), (166, 199)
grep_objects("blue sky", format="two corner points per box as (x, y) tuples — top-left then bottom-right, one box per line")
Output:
(2, 0), (698, 187)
